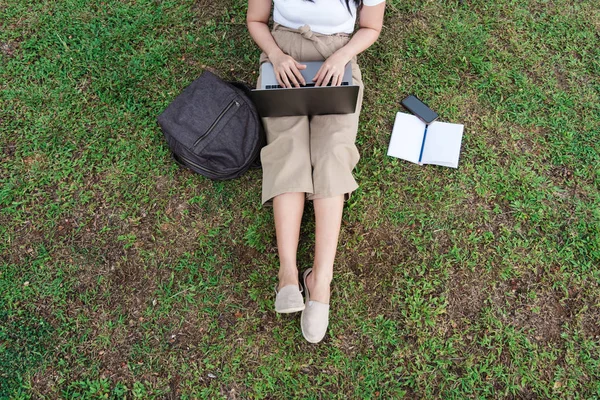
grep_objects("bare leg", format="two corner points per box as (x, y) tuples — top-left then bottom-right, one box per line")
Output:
(273, 192), (305, 289)
(306, 195), (344, 303)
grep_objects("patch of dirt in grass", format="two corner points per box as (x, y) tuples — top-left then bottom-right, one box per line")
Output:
(342, 222), (417, 282)
(0, 220), (46, 265)
(515, 291), (565, 343)
(521, 59), (570, 92)
(71, 228), (192, 302)
(552, 64), (570, 90)
(0, 41), (18, 58)
(232, 245), (273, 278)
(52, 204), (247, 384)
(335, 220), (423, 322)
(510, 125), (548, 157)
(545, 164), (593, 201)
(384, 8), (428, 35)
(21, 172), (232, 386)
(192, 0), (228, 20)
(447, 267), (490, 324)
(581, 307), (600, 338)
(548, 164), (575, 185)
(30, 367), (63, 397)
(491, 274), (567, 343)
(221, 385), (245, 400)
(563, 288), (600, 338)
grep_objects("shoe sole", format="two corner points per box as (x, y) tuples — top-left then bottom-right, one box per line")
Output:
(275, 306), (305, 314)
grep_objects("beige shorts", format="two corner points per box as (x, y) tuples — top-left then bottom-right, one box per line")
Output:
(257, 24), (364, 205)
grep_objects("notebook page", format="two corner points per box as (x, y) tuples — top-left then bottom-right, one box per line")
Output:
(387, 112), (426, 164)
(420, 121), (464, 168)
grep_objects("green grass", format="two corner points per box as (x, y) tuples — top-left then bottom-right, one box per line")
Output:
(1, 0), (599, 398)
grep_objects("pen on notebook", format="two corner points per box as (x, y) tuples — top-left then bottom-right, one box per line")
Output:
(417, 124), (429, 165)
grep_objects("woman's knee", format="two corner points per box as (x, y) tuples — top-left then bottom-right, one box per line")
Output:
(311, 142), (359, 188)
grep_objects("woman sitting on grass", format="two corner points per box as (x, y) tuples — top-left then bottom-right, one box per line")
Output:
(246, 0), (385, 343)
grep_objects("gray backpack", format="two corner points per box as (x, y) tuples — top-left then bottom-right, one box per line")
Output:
(158, 71), (265, 180)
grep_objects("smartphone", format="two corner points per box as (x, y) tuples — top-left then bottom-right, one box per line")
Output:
(401, 95), (438, 124)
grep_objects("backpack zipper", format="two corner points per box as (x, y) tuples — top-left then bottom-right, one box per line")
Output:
(177, 153), (231, 177)
(193, 99), (240, 147)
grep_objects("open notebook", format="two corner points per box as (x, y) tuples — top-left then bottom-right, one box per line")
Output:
(387, 112), (464, 168)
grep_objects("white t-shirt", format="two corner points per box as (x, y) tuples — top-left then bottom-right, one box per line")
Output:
(273, 0), (385, 35)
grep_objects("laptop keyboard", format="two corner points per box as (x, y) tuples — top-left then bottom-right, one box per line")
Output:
(265, 82), (350, 89)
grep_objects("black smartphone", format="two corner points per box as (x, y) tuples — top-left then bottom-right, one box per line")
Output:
(401, 95), (438, 124)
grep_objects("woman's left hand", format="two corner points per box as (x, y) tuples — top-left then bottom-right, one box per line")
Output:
(313, 51), (352, 87)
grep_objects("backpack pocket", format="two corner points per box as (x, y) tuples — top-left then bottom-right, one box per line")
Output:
(192, 99), (241, 152)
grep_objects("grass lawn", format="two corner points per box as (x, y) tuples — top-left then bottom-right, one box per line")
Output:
(1, 0), (599, 398)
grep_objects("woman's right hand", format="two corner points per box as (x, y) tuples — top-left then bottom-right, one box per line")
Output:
(269, 51), (307, 88)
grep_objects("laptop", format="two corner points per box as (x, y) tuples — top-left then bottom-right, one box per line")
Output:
(250, 61), (360, 118)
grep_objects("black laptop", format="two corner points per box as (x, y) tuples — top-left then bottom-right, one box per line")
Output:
(250, 61), (359, 117)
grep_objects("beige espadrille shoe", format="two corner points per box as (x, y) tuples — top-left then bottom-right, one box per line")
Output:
(274, 283), (305, 314)
(300, 268), (330, 343)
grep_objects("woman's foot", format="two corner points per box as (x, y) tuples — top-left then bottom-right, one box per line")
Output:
(304, 268), (331, 304)
(274, 284), (304, 313)
(301, 268), (331, 343)
(274, 267), (304, 313)
(277, 268), (300, 291)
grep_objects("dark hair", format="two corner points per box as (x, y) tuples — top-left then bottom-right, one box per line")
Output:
(304, 0), (362, 14)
